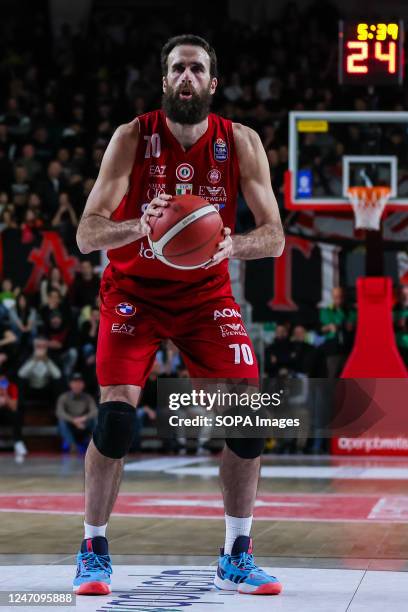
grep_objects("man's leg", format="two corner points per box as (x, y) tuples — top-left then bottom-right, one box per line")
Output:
(220, 445), (260, 518)
(84, 384), (141, 528)
(58, 419), (77, 449)
(173, 296), (282, 595)
(73, 384), (142, 596)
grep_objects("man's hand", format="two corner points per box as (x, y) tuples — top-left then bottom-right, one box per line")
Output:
(73, 416), (87, 429)
(140, 194), (171, 236)
(203, 227), (233, 269)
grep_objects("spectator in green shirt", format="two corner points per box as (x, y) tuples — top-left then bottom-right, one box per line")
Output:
(319, 287), (356, 378)
(394, 285), (408, 366)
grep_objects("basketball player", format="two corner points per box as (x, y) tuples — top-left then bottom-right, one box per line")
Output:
(73, 35), (285, 596)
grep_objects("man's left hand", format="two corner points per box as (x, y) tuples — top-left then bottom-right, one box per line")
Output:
(203, 227), (233, 269)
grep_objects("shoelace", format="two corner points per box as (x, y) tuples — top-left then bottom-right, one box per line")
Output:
(80, 552), (112, 575)
(231, 552), (258, 572)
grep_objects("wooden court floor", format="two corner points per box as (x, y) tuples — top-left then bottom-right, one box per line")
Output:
(0, 453), (408, 569)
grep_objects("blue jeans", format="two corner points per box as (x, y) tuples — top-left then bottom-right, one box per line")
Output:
(58, 418), (96, 447)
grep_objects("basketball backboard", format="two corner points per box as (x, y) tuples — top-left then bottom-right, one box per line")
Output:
(285, 111), (408, 211)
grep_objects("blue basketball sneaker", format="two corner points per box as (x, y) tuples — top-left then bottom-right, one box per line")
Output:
(214, 535), (282, 595)
(73, 536), (112, 595)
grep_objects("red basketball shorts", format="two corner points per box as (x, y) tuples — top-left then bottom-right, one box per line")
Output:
(96, 268), (259, 387)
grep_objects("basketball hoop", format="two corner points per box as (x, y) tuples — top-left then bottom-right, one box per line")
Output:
(347, 186), (391, 231)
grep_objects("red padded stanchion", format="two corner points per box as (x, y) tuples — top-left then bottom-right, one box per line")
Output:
(341, 277), (407, 378)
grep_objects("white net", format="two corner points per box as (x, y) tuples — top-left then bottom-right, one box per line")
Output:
(347, 187), (391, 231)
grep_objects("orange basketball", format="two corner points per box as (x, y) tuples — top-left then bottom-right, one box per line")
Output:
(148, 195), (224, 269)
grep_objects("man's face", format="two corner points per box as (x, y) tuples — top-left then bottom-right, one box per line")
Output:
(70, 380), (84, 394)
(275, 325), (288, 340)
(81, 261), (93, 278)
(162, 45), (217, 125)
(332, 288), (344, 308)
(293, 326), (306, 342)
(48, 291), (60, 309)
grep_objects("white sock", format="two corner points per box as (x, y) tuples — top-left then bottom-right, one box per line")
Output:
(84, 521), (107, 539)
(224, 514), (253, 555)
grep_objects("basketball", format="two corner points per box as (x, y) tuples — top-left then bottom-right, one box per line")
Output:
(148, 195), (224, 269)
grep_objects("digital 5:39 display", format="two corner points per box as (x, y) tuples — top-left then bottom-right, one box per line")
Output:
(339, 21), (404, 85)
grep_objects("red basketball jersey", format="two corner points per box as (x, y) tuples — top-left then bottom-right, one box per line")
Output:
(107, 109), (240, 283)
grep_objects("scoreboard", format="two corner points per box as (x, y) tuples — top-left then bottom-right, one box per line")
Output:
(339, 21), (404, 86)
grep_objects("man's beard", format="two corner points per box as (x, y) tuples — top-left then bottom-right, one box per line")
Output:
(162, 84), (212, 125)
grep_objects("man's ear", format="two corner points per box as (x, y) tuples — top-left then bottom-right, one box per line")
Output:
(162, 76), (167, 93)
(210, 77), (218, 95)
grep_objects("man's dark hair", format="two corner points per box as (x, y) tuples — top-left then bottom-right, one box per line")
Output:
(161, 34), (218, 78)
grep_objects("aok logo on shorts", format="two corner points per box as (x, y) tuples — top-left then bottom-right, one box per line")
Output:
(115, 303), (137, 317)
(111, 323), (136, 336)
(219, 323), (247, 337)
(213, 308), (241, 320)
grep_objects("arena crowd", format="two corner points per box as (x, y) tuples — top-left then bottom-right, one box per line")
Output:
(0, 2), (406, 457)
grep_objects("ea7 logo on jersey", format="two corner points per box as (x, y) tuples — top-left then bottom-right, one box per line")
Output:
(213, 308), (241, 320)
(149, 164), (166, 177)
(219, 323), (247, 337)
(111, 323), (136, 336)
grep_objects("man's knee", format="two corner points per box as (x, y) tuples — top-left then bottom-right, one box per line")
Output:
(93, 401), (136, 459)
(225, 437), (265, 459)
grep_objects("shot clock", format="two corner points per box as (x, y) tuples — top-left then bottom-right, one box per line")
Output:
(339, 21), (404, 85)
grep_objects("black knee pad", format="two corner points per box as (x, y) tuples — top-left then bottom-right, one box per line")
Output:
(226, 437), (265, 459)
(93, 401), (136, 459)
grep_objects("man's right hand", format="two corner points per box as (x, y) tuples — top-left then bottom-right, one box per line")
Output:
(140, 193), (171, 236)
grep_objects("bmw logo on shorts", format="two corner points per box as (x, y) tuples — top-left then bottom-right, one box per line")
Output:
(115, 302), (137, 317)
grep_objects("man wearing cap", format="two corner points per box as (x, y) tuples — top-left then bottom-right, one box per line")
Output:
(56, 374), (97, 453)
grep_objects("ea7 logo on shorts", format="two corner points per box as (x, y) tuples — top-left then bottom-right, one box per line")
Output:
(115, 302), (137, 317)
(213, 308), (241, 320)
(219, 323), (247, 337)
(111, 323), (136, 336)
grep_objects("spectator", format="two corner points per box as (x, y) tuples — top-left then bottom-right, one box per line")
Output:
(9, 293), (38, 356)
(0, 278), (20, 311)
(70, 260), (100, 309)
(0, 372), (27, 461)
(56, 372), (97, 454)
(17, 336), (61, 406)
(289, 325), (317, 376)
(264, 324), (292, 377)
(51, 192), (78, 246)
(36, 160), (67, 217)
(21, 208), (44, 243)
(40, 266), (69, 307)
(319, 287), (356, 378)
(77, 306), (99, 395)
(394, 285), (408, 365)
(42, 311), (78, 380)
(156, 340), (183, 375)
(40, 288), (70, 327)
(0, 206), (18, 230)
(17, 143), (42, 181)
(0, 322), (18, 372)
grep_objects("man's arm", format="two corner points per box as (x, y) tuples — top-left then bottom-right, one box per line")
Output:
(231, 123), (285, 259)
(76, 119), (143, 254)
